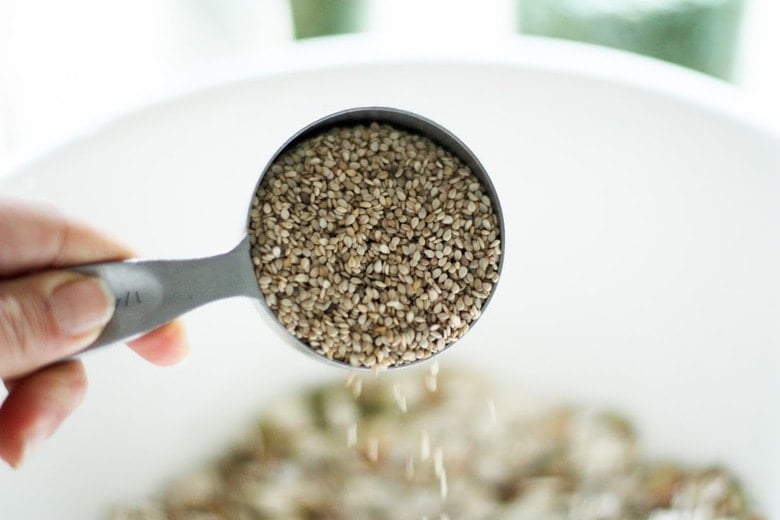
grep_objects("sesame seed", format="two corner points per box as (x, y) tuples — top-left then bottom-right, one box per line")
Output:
(248, 122), (501, 368)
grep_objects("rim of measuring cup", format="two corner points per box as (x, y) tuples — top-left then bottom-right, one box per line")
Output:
(246, 106), (505, 371)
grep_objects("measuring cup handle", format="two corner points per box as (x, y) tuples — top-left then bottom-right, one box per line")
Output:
(74, 236), (258, 350)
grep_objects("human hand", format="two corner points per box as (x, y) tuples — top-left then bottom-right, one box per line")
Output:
(0, 200), (189, 467)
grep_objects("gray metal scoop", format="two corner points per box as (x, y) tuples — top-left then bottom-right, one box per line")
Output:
(74, 107), (505, 369)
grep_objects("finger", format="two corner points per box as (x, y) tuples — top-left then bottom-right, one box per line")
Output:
(0, 199), (133, 277)
(127, 320), (189, 366)
(0, 360), (87, 468)
(0, 272), (114, 380)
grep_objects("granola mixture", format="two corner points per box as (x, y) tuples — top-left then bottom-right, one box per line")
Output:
(110, 369), (761, 520)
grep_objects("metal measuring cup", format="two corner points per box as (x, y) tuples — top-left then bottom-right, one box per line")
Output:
(73, 107), (505, 369)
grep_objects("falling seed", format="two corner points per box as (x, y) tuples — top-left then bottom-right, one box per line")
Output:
(425, 361), (440, 392)
(487, 398), (497, 423)
(421, 430), (431, 461)
(405, 454), (415, 480)
(393, 383), (408, 413)
(347, 423), (358, 447)
(349, 377), (363, 398)
(371, 363), (386, 378)
(434, 447), (448, 499)
(433, 447), (444, 475)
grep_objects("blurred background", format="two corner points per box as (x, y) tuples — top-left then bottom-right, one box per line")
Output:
(1, 0), (778, 174)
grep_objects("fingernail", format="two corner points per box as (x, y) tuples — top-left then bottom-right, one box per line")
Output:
(50, 276), (115, 337)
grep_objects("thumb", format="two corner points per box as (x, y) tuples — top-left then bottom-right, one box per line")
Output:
(0, 272), (114, 380)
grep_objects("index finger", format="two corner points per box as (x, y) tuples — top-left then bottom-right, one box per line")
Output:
(0, 199), (133, 277)
(0, 199), (189, 365)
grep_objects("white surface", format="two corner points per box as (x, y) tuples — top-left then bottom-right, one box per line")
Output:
(0, 39), (778, 519)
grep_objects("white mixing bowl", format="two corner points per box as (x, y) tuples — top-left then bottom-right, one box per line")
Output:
(1, 37), (778, 518)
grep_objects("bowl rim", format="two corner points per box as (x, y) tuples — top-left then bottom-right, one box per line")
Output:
(3, 33), (778, 183)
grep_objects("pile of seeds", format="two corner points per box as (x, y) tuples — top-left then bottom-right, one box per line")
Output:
(110, 368), (761, 519)
(248, 122), (501, 368)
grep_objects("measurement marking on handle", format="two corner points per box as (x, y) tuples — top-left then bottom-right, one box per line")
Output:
(116, 291), (143, 309)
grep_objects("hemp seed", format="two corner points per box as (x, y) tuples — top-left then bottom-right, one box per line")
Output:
(248, 123), (501, 368)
